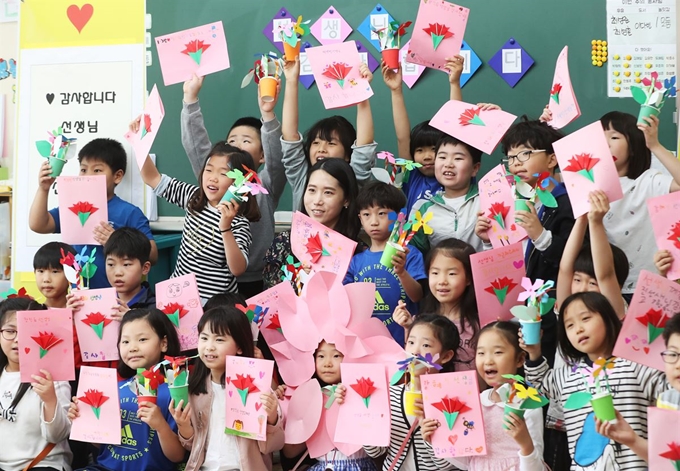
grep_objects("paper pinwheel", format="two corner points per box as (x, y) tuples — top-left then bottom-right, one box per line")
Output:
(78, 388), (109, 419)
(484, 277), (518, 305)
(511, 277), (555, 321)
(660, 442), (680, 471)
(69, 201), (99, 226)
(631, 72), (676, 114)
(35, 127), (77, 161)
(636, 308), (670, 344)
(459, 107), (485, 126)
(322, 62), (353, 88)
(81, 312), (113, 340)
(241, 52), (285, 88)
(279, 15), (311, 47)
(350, 377), (377, 408)
(75, 247), (98, 286)
(60, 248), (82, 290)
(373, 20), (412, 50)
(563, 153), (600, 183)
(500, 374), (549, 410)
(182, 39), (211, 65)
(31, 331), (63, 358)
(223, 165), (268, 203)
(377, 151), (397, 165)
(386, 208), (422, 249)
(550, 83), (562, 104)
(391, 353), (442, 386)
(422, 23), (453, 51)
(411, 210), (433, 235)
(487, 202), (510, 230)
(161, 302), (189, 328)
(231, 373), (260, 405)
(306, 232), (331, 263)
(373, 151), (410, 187)
(141, 114), (152, 139)
(432, 396), (471, 430)
(667, 222), (680, 250)
(0, 287), (32, 300)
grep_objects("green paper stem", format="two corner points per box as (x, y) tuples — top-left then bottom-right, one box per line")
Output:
(431, 34), (445, 50)
(336, 79), (345, 89)
(188, 50), (203, 65)
(443, 411), (459, 430)
(91, 406), (101, 419)
(39, 347), (49, 358)
(577, 169), (595, 183)
(493, 213), (506, 230)
(551, 93), (560, 104)
(648, 324), (665, 344)
(494, 287), (509, 305)
(167, 310), (180, 328)
(237, 388), (249, 406)
(90, 321), (105, 340)
(362, 396), (371, 408)
(77, 212), (91, 226)
(468, 114), (485, 126)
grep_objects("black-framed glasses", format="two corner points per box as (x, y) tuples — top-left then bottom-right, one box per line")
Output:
(0, 329), (17, 341)
(661, 350), (680, 364)
(503, 149), (546, 166)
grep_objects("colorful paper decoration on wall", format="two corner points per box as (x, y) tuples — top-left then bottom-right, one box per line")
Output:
(400, 40), (426, 88)
(311, 6), (352, 45)
(488, 38), (534, 88)
(355, 40), (379, 73)
(357, 4), (395, 53)
(263, 7), (296, 54)
(459, 41), (482, 87)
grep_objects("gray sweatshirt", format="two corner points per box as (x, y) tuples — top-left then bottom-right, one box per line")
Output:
(180, 100), (287, 283)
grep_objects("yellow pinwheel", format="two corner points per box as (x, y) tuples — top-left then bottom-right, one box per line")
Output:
(412, 210), (433, 235)
(515, 383), (542, 403)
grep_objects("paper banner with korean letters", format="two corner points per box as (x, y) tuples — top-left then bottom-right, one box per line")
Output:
(224, 355), (275, 441)
(478, 164), (528, 249)
(17, 308), (75, 382)
(124, 84), (165, 171)
(335, 363), (390, 447)
(421, 371), (486, 458)
(70, 366), (120, 444)
(613, 270), (680, 371)
(470, 242), (526, 327)
(155, 274), (203, 350)
(648, 407), (680, 470)
(401, 40), (426, 89)
(57, 175), (108, 246)
(72, 288), (119, 362)
(553, 121), (623, 218)
(311, 6), (352, 45)
(647, 191), (680, 281)
(547, 46), (581, 129)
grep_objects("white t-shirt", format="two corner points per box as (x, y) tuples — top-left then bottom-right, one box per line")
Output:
(201, 382), (240, 471)
(603, 169), (673, 294)
(442, 195), (466, 213)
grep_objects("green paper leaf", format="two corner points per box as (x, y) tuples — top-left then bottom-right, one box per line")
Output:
(36, 140), (53, 158)
(39, 347), (48, 358)
(81, 262), (97, 280)
(577, 169), (596, 183)
(493, 213), (506, 230)
(92, 406), (101, 419)
(443, 411), (459, 430)
(362, 396), (371, 408)
(550, 93), (560, 104)
(90, 321), (105, 340)
(78, 211), (91, 226)
(237, 388), (248, 406)
(521, 396), (549, 409)
(630, 86), (648, 105)
(167, 310), (180, 328)
(648, 324), (665, 344)
(431, 34), (445, 50)
(511, 305), (537, 322)
(323, 385), (337, 409)
(468, 114), (485, 126)
(564, 391), (593, 410)
(175, 370), (188, 387)
(390, 369), (406, 386)
(336, 79), (345, 89)
(501, 374), (526, 383)
(188, 50), (202, 65)
(494, 286), (509, 305)
(537, 190), (558, 208)
(540, 298), (556, 316)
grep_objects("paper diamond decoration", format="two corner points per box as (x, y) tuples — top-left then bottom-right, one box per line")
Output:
(263, 7), (297, 54)
(459, 41), (482, 87)
(311, 6), (352, 45)
(401, 41), (426, 89)
(356, 40), (380, 73)
(298, 42), (316, 89)
(357, 3), (395, 53)
(488, 38), (534, 88)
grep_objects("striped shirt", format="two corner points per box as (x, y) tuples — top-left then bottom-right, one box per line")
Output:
(364, 385), (457, 471)
(525, 356), (670, 470)
(155, 175), (252, 299)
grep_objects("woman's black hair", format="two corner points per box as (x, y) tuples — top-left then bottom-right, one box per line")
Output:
(0, 299), (47, 409)
(189, 307), (254, 395)
(407, 314), (460, 373)
(558, 292), (622, 363)
(117, 308), (181, 379)
(410, 121), (445, 158)
(303, 116), (356, 162)
(663, 312), (680, 345)
(188, 141), (261, 222)
(600, 111), (651, 179)
(421, 239), (480, 337)
(299, 158), (360, 240)
(478, 321), (526, 376)
(573, 243), (629, 289)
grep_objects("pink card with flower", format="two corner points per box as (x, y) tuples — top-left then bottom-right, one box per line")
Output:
(70, 367), (120, 445)
(421, 371), (486, 458)
(470, 242), (526, 327)
(430, 100), (517, 154)
(406, 0), (469, 71)
(648, 407), (680, 471)
(57, 175), (108, 246)
(17, 309), (75, 383)
(155, 21), (230, 86)
(304, 40), (374, 109)
(224, 355), (275, 441)
(553, 121), (624, 218)
(72, 288), (119, 363)
(124, 84), (165, 171)
(547, 46), (581, 129)
(478, 164), (528, 249)
(613, 270), (680, 371)
(647, 192), (680, 281)
(155, 274), (203, 350)
(335, 363), (390, 447)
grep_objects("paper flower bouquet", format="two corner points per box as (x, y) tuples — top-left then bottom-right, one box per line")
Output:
(508, 171), (558, 217)
(372, 150), (423, 188)
(373, 20), (412, 68)
(510, 277), (555, 345)
(60, 247), (99, 290)
(241, 52), (285, 102)
(564, 357), (618, 423)
(390, 353), (442, 416)
(498, 374), (548, 428)
(380, 207), (432, 269)
(631, 72), (676, 125)
(221, 165), (268, 204)
(35, 127), (77, 178)
(277, 15), (310, 61)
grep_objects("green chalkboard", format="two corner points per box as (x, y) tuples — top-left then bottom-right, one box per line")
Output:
(146, 0), (677, 217)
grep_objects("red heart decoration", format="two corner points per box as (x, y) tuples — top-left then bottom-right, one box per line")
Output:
(510, 224), (517, 231)
(512, 260), (524, 269)
(24, 347), (30, 354)
(66, 4), (94, 34)
(643, 347), (650, 354)
(625, 337), (631, 344)
(448, 434), (458, 446)
(475, 446), (484, 453)
(255, 402), (262, 411)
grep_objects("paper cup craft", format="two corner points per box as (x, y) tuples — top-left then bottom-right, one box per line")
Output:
(564, 357), (618, 423)
(372, 151), (423, 189)
(60, 247), (99, 291)
(373, 20), (412, 69)
(381, 207), (433, 269)
(390, 353), (442, 416)
(241, 52), (285, 102)
(510, 277), (555, 345)
(221, 165), (268, 204)
(122, 367), (167, 409)
(158, 355), (195, 408)
(497, 374), (549, 429)
(509, 172), (558, 222)
(630, 72), (676, 125)
(277, 15), (310, 61)
(35, 127), (77, 178)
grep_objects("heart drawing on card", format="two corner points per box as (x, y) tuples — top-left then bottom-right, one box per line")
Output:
(475, 446), (484, 453)
(67, 4), (94, 34)
(513, 260), (524, 269)
(24, 347), (30, 354)
(228, 390), (233, 397)
(643, 347), (650, 354)
(255, 402), (262, 411)
(259, 371), (265, 379)
(448, 435), (458, 446)
(46, 93), (54, 104)
(225, 376), (231, 384)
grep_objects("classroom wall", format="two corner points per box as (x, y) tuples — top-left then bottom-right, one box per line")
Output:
(0, 20), (17, 183)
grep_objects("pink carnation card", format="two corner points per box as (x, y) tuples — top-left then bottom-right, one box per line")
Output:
(57, 175), (108, 246)
(553, 121), (623, 218)
(421, 371), (486, 458)
(478, 164), (528, 249)
(547, 46), (581, 129)
(647, 191), (680, 280)
(155, 274), (203, 350)
(470, 242), (526, 327)
(124, 84), (165, 171)
(648, 407), (680, 471)
(70, 366), (121, 445)
(17, 308), (75, 383)
(613, 270), (680, 371)
(72, 288), (119, 363)
(155, 21), (230, 86)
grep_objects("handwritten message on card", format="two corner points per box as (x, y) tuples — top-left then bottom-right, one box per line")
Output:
(478, 164), (528, 248)
(224, 356), (274, 441)
(156, 274), (203, 351)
